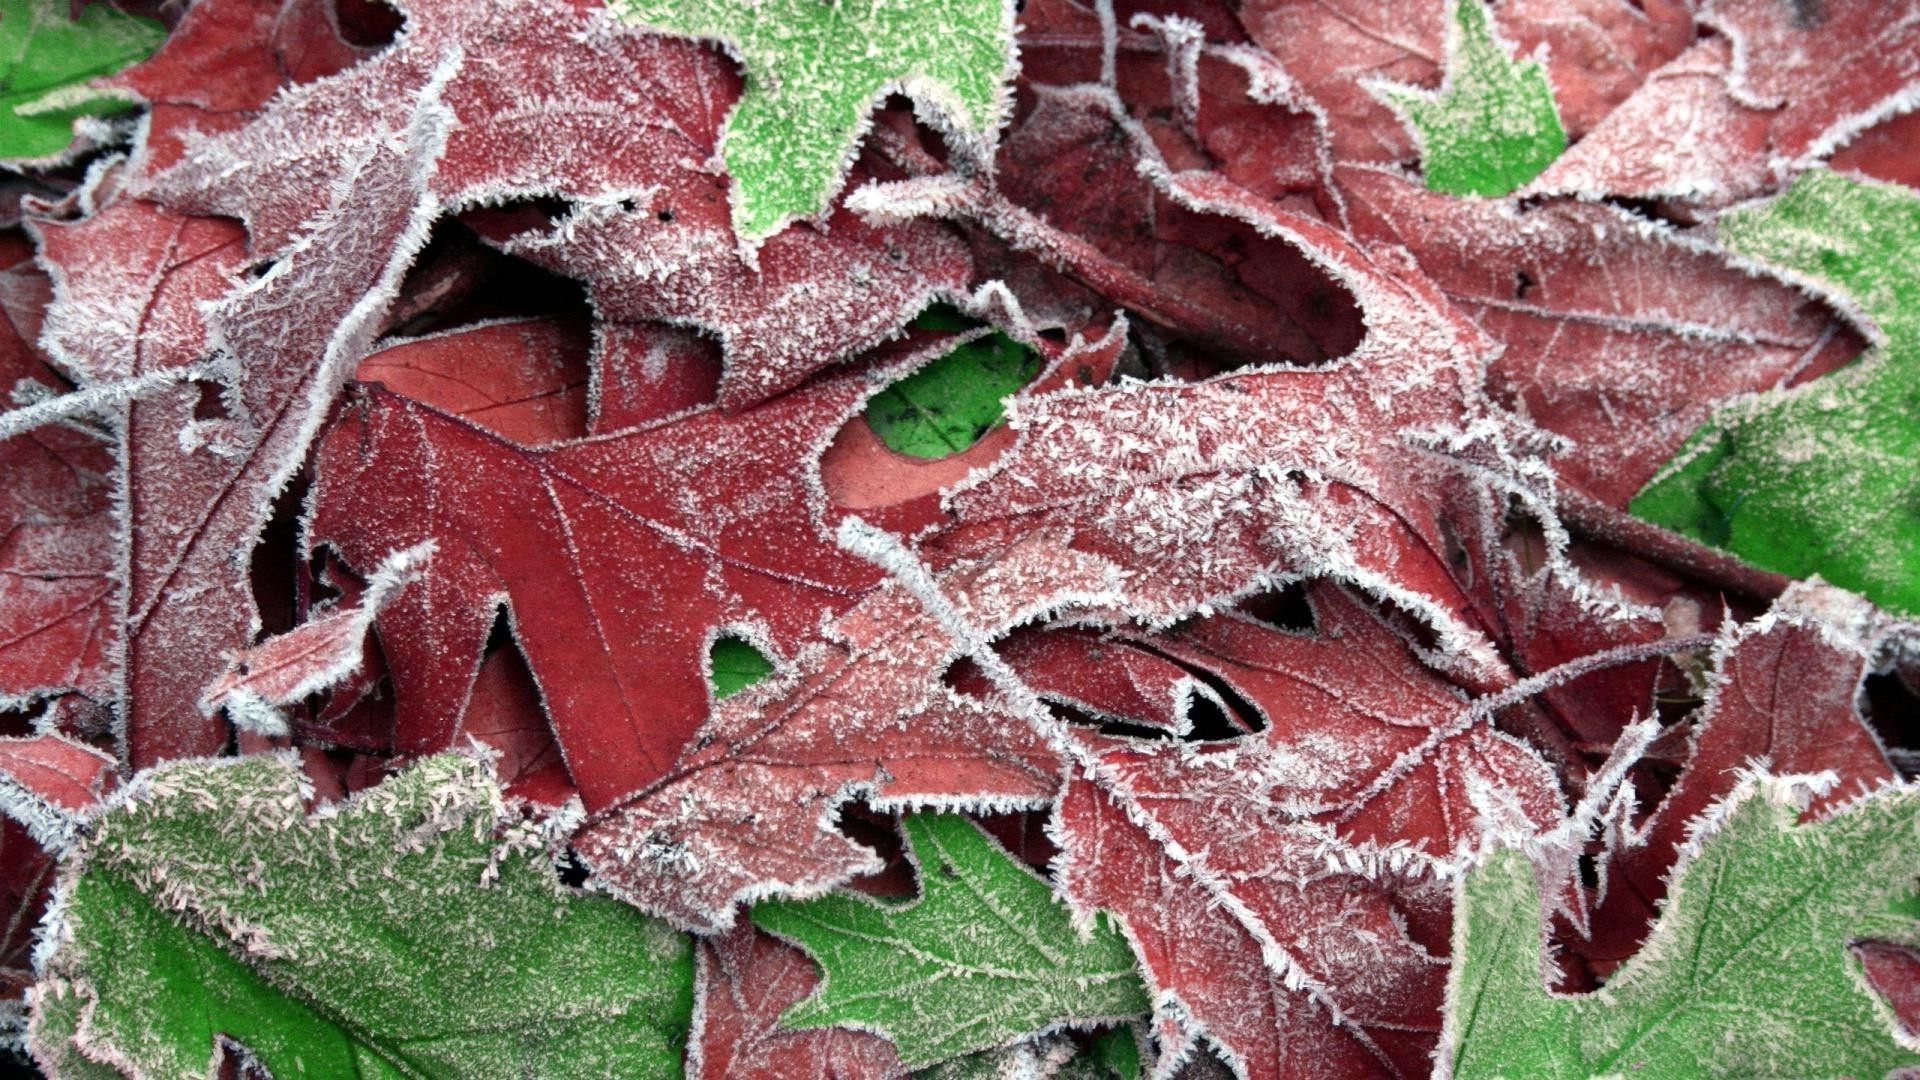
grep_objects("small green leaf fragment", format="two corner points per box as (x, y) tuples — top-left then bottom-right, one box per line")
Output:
(31, 755), (694, 1079)
(1375, 0), (1565, 196)
(865, 331), (1040, 458)
(1088, 1024), (1143, 1080)
(608, 0), (1015, 240)
(710, 636), (775, 699)
(1445, 780), (1920, 1078)
(1632, 170), (1920, 615)
(0, 0), (165, 161)
(751, 813), (1150, 1068)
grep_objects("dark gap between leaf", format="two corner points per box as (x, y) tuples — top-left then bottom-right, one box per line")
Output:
(971, 809), (1060, 874)
(246, 471), (311, 642)
(1864, 668), (1920, 778)
(833, 803), (917, 899)
(379, 217), (589, 341)
(1236, 581), (1316, 633)
(482, 607), (515, 656)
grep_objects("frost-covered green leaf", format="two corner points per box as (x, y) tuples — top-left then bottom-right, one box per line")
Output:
(866, 330), (1040, 458)
(0, 0), (164, 161)
(29, 755), (692, 1079)
(751, 813), (1149, 1068)
(710, 635), (775, 699)
(1444, 778), (1920, 1079)
(1632, 170), (1920, 615)
(608, 0), (1015, 240)
(1373, 0), (1565, 197)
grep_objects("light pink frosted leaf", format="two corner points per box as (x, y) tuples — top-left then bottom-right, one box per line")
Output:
(0, 268), (114, 706)
(1531, 0), (1920, 206)
(944, 170), (1552, 683)
(143, 0), (972, 411)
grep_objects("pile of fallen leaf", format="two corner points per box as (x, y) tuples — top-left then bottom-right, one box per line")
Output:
(3, 0), (1919, 1076)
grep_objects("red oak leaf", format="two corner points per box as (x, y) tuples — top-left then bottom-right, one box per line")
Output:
(26, 72), (449, 767)
(1050, 583), (1564, 1077)
(0, 267), (114, 706)
(690, 925), (904, 1080)
(572, 530), (1105, 929)
(308, 373), (882, 813)
(1336, 163), (1862, 509)
(1562, 582), (1906, 976)
(1532, 0), (1920, 207)
(1623, 584), (1901, 888)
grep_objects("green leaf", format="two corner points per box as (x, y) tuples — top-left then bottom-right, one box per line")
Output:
(608, 0), (1015, 241)
(1632, 170), (1920, 615)
(865, 329), (1040, 458)
(30, 755), (693, 1079)
(0, 0), (164, 161)
(1445, 778), (1920, 1079)
(710, 635), (774, 699)
(1087, 1024), (1143, 1080)
(1374, 0), (1565, 197)
(751, 813), (1150, 1068)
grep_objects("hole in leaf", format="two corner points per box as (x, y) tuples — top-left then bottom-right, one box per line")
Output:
(1513, 268), (1536, 299)
(709, 636), (774, 700)
(555, 847), (591, 889)
(190, 379), (231, 422)
(863, 314), (1042, 459)
(333, 0), (405, 47)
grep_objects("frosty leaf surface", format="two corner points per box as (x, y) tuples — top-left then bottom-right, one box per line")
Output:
(1579, 581), (1903, 972)
(1445, 779), (1920, 1079)
(1374, 0), (1565, 197)
(753, 812), (1148, 1068)
(609, 0), (1014, 239)
(1048, 581), (1566, 1077)
(1337, 163), (1859, 509)
(865, 330), (1039, 458)
(0, 0), (163, 161)
(1633, 170), (1920, 615)
(142, 0), (970, 411)
(31, 755), (693, 1079)
(1530, 0), (1920, 208)
(0, 266), (115, 705)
